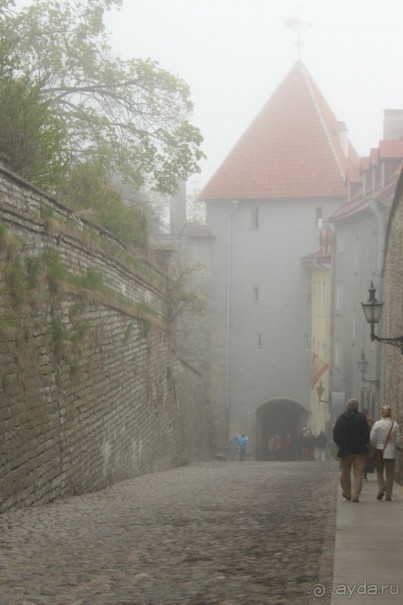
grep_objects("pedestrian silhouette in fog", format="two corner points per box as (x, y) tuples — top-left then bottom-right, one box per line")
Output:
(302, 429), (315, 460)
(272, 435), (282, 460)
(333, 398), (370, 502)
(370, 404), (400, 501)
(315, 431), (327, 462)
(237, 433), (248, 461)
(285, 434), (293, 460)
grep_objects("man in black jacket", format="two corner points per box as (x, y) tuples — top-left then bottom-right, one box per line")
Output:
(333, 398), (370, 502)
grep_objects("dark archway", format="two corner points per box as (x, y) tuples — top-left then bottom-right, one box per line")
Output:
(256, 398), (308, 460)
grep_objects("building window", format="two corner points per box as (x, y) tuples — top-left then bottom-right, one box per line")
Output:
(257, 332), (263, 348)
(304, 334), (312, 351)
(252, 286), (259, 303)
(305, 280), (312, 303)
(249, 206), (259, 229)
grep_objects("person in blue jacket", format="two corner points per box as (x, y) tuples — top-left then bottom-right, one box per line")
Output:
(237, 434), (248, 461)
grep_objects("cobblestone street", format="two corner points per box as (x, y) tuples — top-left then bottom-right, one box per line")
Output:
(0, 461), (339, 605)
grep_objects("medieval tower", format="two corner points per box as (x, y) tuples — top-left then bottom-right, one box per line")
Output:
(199, 61), (359, 456)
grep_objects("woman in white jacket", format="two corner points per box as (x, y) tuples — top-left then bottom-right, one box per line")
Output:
(370, 405), (400, 501)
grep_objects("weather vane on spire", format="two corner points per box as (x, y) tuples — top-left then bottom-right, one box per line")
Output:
(283, 9), (311, 60)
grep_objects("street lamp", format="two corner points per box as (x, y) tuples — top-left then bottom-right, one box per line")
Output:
(357, 350), (380, 388)
(361, 281), (403, 354)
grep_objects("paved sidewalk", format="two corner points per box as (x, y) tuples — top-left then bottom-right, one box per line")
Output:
(330, 471), (403, 604)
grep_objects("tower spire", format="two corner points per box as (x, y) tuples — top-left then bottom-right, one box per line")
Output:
(283, 9), (310, 60)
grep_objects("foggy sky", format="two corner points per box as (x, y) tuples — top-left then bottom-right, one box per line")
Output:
(106, 0), (402, 191)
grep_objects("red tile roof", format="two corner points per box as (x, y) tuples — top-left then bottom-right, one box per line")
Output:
(330, 163), (403, 222)
(379, 139), (403, 158)
(301, 249), (331, 265)
(200, 61), (359, 201)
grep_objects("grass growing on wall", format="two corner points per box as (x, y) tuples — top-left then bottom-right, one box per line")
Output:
(0, 223), (163, 340)
(39, 199), (165, 294)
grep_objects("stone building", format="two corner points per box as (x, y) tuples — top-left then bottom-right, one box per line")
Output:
(378, 165), (403, 481)
(199, 61), (359, 457)
(301, 228), (333, 434)
(329, 115), (403, 420)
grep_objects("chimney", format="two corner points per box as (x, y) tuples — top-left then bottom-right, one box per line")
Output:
(169, 180), (187, 234)
(383, 110), (403, 140)
(338, 122), (349, 156)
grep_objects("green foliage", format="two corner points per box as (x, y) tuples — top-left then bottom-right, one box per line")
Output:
(165, 264), (206, 324)
(135, 301), (159, 319)
(50, 302), (89, 357)
(80, 268), (104, 291)
(0, 222), (7, 241)
(70, 319), (90, 343)
(62, 160), (148, 249)
(42, 248), (68, 293)
(70, 302), (86, 317)
(0, 75), (69, 188)
(0, 0), (204, 196)
(0, 222), (8, 254)
(50, 309), (66, 343)
(3, 254), (25, 304)
(69, 361), (80, 375)
(40, 205), (54, 220)
(25, 256), (41, 289)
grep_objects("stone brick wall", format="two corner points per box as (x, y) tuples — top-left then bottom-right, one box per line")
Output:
(381, 169), (403, 483)
(152, 229), (214, 448)
(0, 168), (210, 512)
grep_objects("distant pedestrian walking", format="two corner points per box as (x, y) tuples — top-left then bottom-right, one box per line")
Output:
(285, 434), (293, 460)
(370, 405), (400, 501)
(302, 429), (315, 461)
(333, 398), (370, 502)
(237, 434), (248, 461)
(315, 431), (327, 462)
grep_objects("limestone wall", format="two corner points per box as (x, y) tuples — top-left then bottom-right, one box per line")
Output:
(381, 168), (403, 482)
(0, 168), (210, 512)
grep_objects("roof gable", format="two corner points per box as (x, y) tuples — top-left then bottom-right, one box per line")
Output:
(201, 61), (359, 201)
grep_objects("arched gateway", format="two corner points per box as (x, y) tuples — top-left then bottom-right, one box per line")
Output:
(255, 398), (309, 460)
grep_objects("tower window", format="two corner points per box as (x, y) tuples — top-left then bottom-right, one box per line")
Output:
(316, 207), (323, 229)
(249, 206), (259, 229)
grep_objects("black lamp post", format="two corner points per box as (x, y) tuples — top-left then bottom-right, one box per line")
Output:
(357, 350), (380, 388)
(361, 281), (403, 354)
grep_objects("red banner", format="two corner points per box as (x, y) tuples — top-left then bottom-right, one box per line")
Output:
(310, 352), (329, 388)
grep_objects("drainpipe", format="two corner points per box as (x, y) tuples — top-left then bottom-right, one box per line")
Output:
(225, 200), (238, 448)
